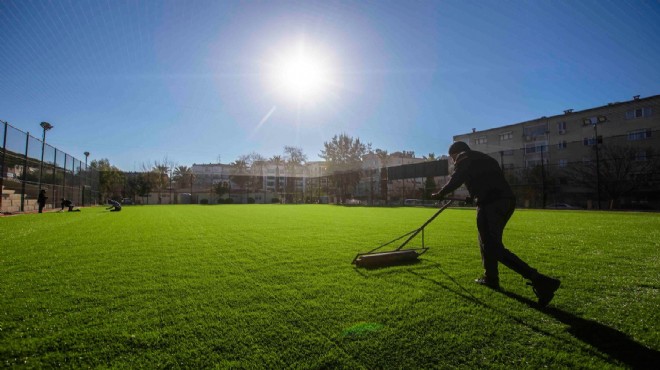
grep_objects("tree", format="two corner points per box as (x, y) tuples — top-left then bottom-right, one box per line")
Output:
(423, 153), (437, 200)
(567, 144), (658, 209)
(375, 149), (390, 203)
(284, 146), (307, 203)
(90, 159), (123, 201)
(136, 173), (153, 201)
(150, 161), (170, 204)
(215, 181), (230, 201)
(270, 155), (285, 196)
(319, 133), (369, 203)
(249, 152), (267, 198)
(173, 165), (193, 189)
(230, 157), (250, 203)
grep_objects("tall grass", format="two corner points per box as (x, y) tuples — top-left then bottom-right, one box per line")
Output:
(1, 205), (658, 368)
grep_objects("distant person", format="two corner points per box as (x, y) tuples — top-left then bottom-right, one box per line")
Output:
(432, 141), (561, 307)
(37, 189), (48, 213)
(107, 199), (122, 212)
(60, 198), (80, 212)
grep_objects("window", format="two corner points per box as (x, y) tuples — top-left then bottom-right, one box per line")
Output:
(525, 158), (547, 168)
(583, 115), (608, 126)
(523, 123), (548, 139)
(635, 150), (648, 162)
(502, 149), (514, 156)
(583, 137), (598, 146)
(476, 136), (487, 144)
(499, 131), (513, 141)
(625, 107), (652, 120)
(557, 140), (567, 150)
(558, 159), (568, 168)
(627, 129), (652, 141)
(525, 141), (547, 154)
(557, 121), (567, 133)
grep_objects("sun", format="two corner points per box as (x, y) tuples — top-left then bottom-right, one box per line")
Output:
(268, 40), (334, 102)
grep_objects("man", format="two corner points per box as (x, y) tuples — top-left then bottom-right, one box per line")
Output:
(432, 141), (560, 307)
(106, 199), (122, 212)
(37, 189), (48, 213)
(60, 198), (80, 212)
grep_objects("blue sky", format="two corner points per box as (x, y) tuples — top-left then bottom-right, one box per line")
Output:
(1, 0), (659, 171)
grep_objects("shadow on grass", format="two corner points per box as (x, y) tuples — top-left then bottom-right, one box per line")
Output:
(402, 264), (659, 369)
(499, 289), (660, 369)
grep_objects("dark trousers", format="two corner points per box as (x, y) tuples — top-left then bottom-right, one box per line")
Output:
(476, 198), (538, 281)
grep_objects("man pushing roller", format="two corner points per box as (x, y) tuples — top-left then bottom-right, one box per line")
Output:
(432, 141), (561, 307)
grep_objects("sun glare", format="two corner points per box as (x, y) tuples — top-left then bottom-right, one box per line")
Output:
(268, 41), (334, 102)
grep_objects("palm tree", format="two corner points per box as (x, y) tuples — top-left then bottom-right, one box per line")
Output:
(230, 157), (249, 203)
(173, 166), (192, 189)
(172, 165), (194, 203)
(152, 164), (169, 204)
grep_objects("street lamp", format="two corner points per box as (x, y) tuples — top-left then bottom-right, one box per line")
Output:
(584, 115), (606, 209)
(38, 121), (53, 191)
(83, 151), (90, 206)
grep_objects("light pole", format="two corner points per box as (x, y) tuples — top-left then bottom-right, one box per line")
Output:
(584, 115), (606, 210)
(83, 151), (89, 206)
(38, 122), (53, 191)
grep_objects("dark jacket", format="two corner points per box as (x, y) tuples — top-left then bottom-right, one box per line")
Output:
(438, 150), (514, 205)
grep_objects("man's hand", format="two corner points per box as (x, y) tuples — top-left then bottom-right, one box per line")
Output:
(431, 192), (443, 200)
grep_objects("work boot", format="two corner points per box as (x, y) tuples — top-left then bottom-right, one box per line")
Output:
(474, 276), (500, 290)
(528, 275), (561, 307)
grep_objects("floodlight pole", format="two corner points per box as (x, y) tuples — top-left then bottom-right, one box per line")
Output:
(38, 122), (53, 191)
(83, 151), (89, 206)
(590, 115), (606, 210)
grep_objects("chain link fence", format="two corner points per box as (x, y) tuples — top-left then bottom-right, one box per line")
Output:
(1, 120), (100, 213)
(488, 131), (660, 210)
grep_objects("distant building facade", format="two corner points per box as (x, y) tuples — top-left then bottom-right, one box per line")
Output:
(453, 94), (660, 209)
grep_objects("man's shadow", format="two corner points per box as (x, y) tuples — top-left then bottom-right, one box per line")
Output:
(498, 289), (659, 369)
(404, 266), (659, 369)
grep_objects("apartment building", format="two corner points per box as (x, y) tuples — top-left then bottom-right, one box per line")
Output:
(453, 94), (660, 209)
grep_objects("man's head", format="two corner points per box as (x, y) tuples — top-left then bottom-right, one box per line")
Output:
(448, 141), (470, 161)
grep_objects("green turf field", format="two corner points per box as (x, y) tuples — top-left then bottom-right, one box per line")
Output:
(1, 205), (659, 368)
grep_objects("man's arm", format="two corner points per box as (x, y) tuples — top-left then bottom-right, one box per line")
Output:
(432, 154), (469, 199)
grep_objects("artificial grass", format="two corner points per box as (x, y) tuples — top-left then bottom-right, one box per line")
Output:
(1, 205), (658, 368)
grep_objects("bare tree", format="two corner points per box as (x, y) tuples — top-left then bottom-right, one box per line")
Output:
(566, 144), (658, 209)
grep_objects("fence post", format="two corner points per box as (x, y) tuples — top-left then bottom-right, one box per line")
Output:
(62, 153), (67, 202)
(0, 120), (8, 211)
(79, 160), (83, 207)
(51, 150), (57, 210)
(20, 133), (29, 212)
